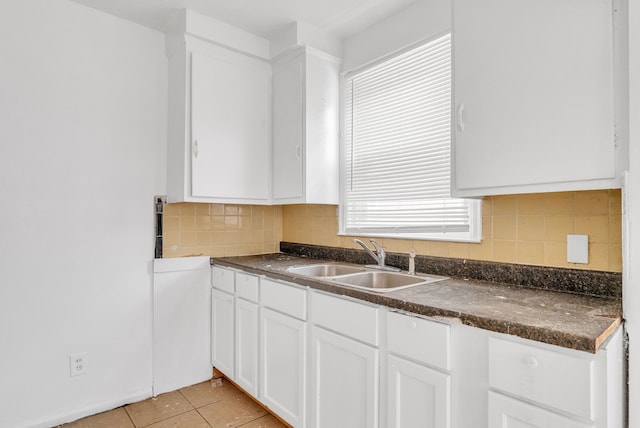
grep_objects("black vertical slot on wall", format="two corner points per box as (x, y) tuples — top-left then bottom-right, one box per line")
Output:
(154, 196), (166, 258)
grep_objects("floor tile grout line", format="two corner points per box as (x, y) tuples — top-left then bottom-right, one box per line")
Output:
(177, 388), (197, 410)
(235, 414), (271, 427)
(123, 405), (142, 428)
(61, 379), (287, 428)
(127, 390), (197, 428)
(122, 405), (137, 428)
(214, 376), (290, 428)
(137, 408), (201, 428)
(162, 389), (215, 427)
(193, 406), (214, 428)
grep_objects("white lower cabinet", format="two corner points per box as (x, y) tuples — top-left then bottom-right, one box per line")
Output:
(387, 353), (451, 428)
(211, 288), (234, 376)
(308, 291), (380, 428)
(260, 279), (307, 427)
(309, 326), (379, 428)
(489, 337), (593, 420)
(210, 265), (623, 428)
(487, 330), (624, 428)
(234, 272), (260, 397)
(260, 307), (306, 427)
(385, 311), (452, 428)
(235, 298), (258, 397)
(488, 392), (593, 428)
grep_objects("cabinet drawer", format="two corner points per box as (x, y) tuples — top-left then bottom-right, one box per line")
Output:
(489, 337), (594, 420)
(212, 266), (235, 294)
(261, 278), (306, 320)
(387, 311), (450, 371)
(310, 291), (379, 346)
(236, 272), (259, 302)
(488, 392), (594, 428)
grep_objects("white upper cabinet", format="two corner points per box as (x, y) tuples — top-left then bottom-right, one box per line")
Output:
(452, 0), (620, 197)
(271, 47), (341, 204)
(190, 46), (271, 202)
(166, 11), (272, 204)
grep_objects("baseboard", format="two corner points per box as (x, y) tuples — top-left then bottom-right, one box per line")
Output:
(18, 387), (153, 428)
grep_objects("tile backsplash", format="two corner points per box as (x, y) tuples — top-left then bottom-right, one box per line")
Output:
(282, 190), (622, 272)
(162, 190), (621, 272)
(163, 203), (282, 258)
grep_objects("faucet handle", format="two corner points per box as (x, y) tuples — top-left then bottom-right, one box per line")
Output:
(369, 239), (385, 266)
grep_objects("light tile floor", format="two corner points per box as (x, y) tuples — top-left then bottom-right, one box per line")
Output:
(58, 377), (289, 428)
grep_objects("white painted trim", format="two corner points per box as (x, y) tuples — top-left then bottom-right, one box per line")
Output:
(166, 9), (270, 60)
(625, 0), (639, 425)
(153, 255), (211, 273)
(15, 388), (152, 428)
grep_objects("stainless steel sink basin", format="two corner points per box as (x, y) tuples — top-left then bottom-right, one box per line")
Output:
(286, 264), (366, 277)
(332, 271), (447, 292)
(286, 263), (447, 292)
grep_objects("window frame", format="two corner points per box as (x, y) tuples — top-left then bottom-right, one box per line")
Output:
(338, 33), (482, 243)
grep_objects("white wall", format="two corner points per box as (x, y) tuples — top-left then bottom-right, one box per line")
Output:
(0, 1), (167, 427)
(341, 0), (450, 72)
(625, 1), (639, 425)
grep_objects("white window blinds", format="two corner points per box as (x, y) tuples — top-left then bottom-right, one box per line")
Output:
(342, 33), (480, 239)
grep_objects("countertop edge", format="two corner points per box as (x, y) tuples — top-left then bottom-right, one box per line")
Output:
(211, 255), (622, 354)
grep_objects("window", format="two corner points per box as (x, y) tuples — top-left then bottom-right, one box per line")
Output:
(340, 33), (481, 242)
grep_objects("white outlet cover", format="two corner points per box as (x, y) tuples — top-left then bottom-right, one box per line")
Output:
(567, 234), (589, 264)
(69, 352), (87, 377)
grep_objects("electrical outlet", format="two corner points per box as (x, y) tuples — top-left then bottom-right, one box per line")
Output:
(69, 353), (87, 377)
(567, 234), (589, 264)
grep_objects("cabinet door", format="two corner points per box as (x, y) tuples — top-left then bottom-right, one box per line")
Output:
(452, 0), (615, 196)
(260, 307), (306, 427)
(488, 392), (593, 428)
(235, 298), (258, 397)
(304, 51), (340, 205)
(387, 355), (450, 428)
(271, 49), (340, 204)
(309, 326), (379, 428)
(191, 48), (270, 201)
(211, 288), (234, 377)
(272, 52), (304, 201)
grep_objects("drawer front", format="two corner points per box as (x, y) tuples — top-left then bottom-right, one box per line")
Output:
(489, 392), (594, 428)
(212, 266), (235, 294)
(310, 291), (379, 346)
(387, 311), (450, 371)
(489, 337), (594, 420)
(261, 278), (307, 320)
(236, 272), (259, 302)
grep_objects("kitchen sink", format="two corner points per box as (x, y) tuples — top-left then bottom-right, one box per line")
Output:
(286, 263), (447, 292)
(332, 271), (447, 292)
(286, 264), (366, 277)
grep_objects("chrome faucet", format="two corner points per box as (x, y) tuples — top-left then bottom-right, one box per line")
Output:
(353, 239), (400, 271)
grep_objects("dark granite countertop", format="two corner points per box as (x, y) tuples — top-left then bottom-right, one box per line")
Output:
(211, 253), (622, 354)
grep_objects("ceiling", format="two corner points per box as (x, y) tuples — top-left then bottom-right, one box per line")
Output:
(69, 0), (418, 40)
